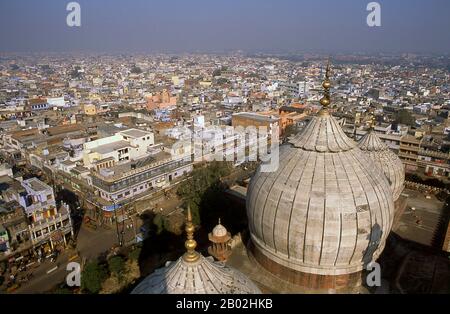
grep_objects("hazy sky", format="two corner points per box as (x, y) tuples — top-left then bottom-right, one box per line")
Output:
(0, 0), (449, 54)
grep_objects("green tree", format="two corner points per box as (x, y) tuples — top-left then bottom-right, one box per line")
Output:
(129, 246), (142, 261)
(108, 256), (125, 281)
(395, 109), (416, 126)
(216, 78), (229, 85)
(153, 213), (165, 235)
(130, 66), (142, 74)
(177, 161), (232, 225)
(53, 286), (72, 294)
(70, 66), (82, 79)
(81, 261), (107, 294)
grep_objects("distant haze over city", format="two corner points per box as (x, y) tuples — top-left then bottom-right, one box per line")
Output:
(0, 0), (450, 54)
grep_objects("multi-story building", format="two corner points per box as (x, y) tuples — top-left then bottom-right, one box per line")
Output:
(2, 177), (73, 252)
(277, 80), (311, 98)
(278, 104), (309, 135)
(232, 112), (280, 137)
(82, 128), (155, 168)
(399, 135), (422, 172)
(0, 200), (30, 256)
(145, 89), (177, 111)
(417, 149), (450, 178)
(91, 151), (193, 205)
(26, 98), (49, 111)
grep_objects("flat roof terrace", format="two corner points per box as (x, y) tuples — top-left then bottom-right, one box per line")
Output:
(90, 140), (132, 154)
(119, 128), (152, 138)
(22, 178), (51, 192)
(92, 150), (179, 183)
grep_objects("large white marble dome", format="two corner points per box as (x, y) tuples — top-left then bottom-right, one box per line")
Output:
(246, 69), (395, 282)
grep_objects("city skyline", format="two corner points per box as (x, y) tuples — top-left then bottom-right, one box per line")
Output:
(1, 0), (450, 54)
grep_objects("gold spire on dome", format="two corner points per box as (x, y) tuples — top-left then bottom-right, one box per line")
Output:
(319, 60), (332, 116)
(183, 205), (200, 262)
(370, 114), (376, 130)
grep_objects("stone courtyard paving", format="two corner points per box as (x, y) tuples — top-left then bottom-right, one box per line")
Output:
(394, 189), (445, 247)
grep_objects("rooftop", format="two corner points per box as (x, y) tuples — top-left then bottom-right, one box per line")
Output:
(22, 177), (51, 192)
(119, 128), (152, 138)
(93, 150), (173, 180)
(71, 166), (90, 175)
(232, 112), (279, 123)
(91, 140), (132, 154)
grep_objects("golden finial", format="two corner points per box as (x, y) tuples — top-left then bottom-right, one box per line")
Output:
(183, 205), (200, 262)
(370, 114), (376, 130)
(319, 59), (332, 115)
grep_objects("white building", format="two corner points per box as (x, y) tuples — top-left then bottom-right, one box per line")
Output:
(47, 97), (67, 108)
(3, 178), (74, 251)
(82, 128), (155, 169)
(0, 163), (13, 178)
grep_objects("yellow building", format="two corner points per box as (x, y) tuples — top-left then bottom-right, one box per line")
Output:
(83, 104), (97, 116)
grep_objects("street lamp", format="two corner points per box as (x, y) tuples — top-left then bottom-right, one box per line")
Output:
(112, 198), (122, 247)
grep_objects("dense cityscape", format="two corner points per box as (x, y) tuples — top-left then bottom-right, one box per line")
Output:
(0, 52), (449, 294)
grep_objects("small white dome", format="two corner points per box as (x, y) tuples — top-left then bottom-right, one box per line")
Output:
(212, 220), (228, 237)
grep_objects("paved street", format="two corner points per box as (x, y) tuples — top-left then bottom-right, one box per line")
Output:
(13, 253), (75, 294)
(394, 189), (445, 246)
(7, 193), (182, 293)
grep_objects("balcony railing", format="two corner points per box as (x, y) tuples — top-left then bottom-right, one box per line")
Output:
(399, 144), (420, 151)
(29, 211), (71, 231)
(30, 225), (73, 244)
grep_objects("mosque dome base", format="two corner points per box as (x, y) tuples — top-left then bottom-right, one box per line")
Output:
(249, 241), (363, 291)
